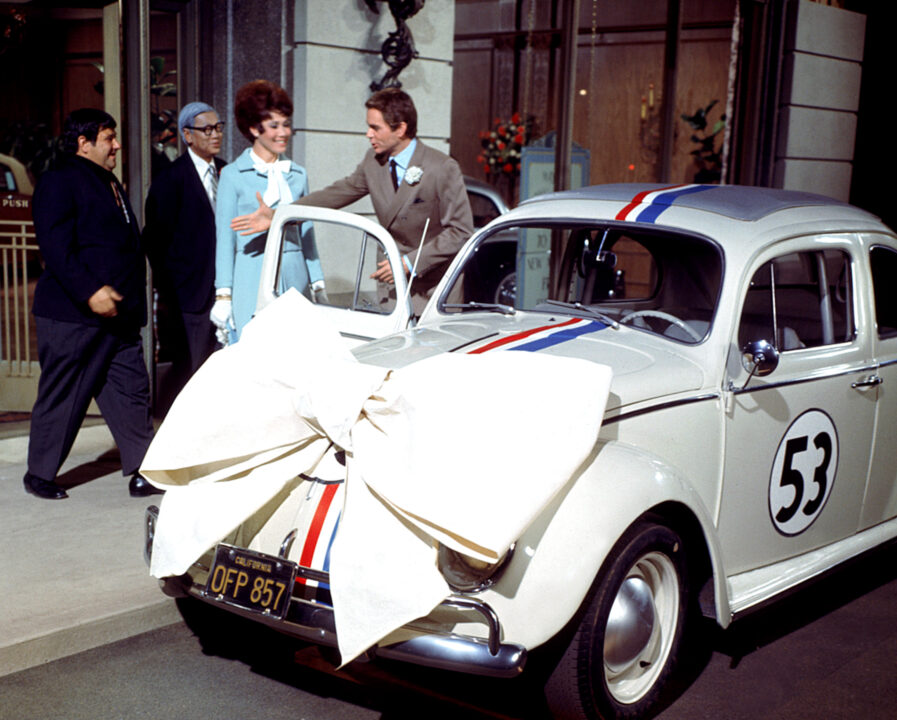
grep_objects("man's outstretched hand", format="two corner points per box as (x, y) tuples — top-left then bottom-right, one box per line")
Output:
(371, 258), (396, 285)
(230, 192), (275, 235)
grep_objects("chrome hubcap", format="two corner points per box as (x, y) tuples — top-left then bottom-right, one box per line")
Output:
(603, 550), (679, 704)
(604, 576), (655, 673)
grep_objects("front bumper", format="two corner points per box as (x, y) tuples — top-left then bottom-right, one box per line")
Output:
(145, 506), (526, 678)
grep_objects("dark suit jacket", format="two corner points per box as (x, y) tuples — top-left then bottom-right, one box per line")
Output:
(297, 140), (473, 313)
(144, 151), (226, 314)
(32, 155), (146, 330)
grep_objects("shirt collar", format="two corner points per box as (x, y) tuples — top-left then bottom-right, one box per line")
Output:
(390, 138), (417, 172)
(187, 147), (215, 176)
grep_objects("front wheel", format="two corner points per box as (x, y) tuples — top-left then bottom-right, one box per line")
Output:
(545, 522), (689, 720)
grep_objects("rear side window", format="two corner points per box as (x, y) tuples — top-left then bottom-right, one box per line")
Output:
(467, 190), (502, 228)
(870, 245), (897, 338)
(739, 249), (854, 351)
(1, 163), (17, 192)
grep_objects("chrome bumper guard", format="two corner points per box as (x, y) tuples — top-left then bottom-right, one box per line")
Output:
(144, 505), (526, 678)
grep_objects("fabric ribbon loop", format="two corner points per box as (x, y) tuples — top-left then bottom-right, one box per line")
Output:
(250, 150), (293, 206)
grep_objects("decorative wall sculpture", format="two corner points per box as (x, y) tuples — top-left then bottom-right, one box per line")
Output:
(365, 0), (425, 92)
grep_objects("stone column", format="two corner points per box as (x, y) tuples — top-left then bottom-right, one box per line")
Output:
(291, 1), (457, 214)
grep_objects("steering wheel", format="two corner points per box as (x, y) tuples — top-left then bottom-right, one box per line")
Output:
(620, 309), (703, 342)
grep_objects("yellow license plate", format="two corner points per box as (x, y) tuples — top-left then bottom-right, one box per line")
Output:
(205, 544), (296, 619)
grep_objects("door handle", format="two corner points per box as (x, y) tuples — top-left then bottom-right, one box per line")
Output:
(851, 374), (882, 389)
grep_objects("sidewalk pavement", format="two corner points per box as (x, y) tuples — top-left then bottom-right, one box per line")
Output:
(0, 421), (181, 677)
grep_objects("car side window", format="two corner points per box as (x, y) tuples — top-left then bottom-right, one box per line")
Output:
(277, 219), (395, 314)
(467, 190), (502, 228)
(870, 245), (897, 338)
(738, 249), (854, 351)
(1, 162), (17, 192)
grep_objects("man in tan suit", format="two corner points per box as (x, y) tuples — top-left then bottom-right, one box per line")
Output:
(231, 88), (473, 315)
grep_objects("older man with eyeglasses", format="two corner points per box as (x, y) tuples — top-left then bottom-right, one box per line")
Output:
(144, 101), (228, 411)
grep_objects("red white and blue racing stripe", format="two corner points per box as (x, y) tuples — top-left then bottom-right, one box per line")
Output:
(615, 184), (714, 224)
(292, 479), (343, 596)
(467, 317), (607, 354)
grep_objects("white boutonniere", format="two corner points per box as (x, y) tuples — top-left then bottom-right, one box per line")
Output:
(405, 166), (423, 185)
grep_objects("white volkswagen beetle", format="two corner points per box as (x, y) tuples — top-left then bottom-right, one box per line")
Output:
(145, 183), (897, 720)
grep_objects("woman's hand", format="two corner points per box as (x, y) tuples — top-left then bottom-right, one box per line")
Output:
(210, 292), (235, 345)
(230, 192), (275, 235)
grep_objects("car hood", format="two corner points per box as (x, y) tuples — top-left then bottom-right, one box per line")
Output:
(352, 313), (707, 412)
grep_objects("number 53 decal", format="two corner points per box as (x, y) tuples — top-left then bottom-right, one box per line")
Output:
(769, 409), (839, 536)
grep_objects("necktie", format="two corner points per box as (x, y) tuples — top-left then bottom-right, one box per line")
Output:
(206, 164), (218, 207)
(390, 159), (399, 192)
(110, 181), (130, 224)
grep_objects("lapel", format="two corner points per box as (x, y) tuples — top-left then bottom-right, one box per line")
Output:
(77, 156), (126, 224)
(381, 141), (425, 229)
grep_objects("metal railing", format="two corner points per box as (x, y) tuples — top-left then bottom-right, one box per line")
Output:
(1, 219), (39, 378)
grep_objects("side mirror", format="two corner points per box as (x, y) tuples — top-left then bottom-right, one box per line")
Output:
(740, 339), (779, 388)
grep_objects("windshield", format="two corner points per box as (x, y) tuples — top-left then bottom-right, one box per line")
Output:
(442, 222), (723, 344)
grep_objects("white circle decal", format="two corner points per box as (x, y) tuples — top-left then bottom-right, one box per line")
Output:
(769, 409), (839, 536)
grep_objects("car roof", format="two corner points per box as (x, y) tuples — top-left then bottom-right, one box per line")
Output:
(520, 183), (872, 224)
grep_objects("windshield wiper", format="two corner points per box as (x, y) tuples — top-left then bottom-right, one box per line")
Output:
(541, 299), (619, 329)
(443, 302), (516, 316)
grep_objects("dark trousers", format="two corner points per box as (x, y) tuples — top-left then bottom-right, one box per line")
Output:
(181, 309), (217, 376)
(156, 308), (217, 416)
(27, 317), (154, 481)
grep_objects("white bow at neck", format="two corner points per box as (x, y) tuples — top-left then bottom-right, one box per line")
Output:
(250, 150), (294, 207)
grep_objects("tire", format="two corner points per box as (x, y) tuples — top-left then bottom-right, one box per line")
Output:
(545, 522), (689, 720)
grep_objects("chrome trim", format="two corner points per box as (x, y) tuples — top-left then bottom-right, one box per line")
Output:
(339, 331), (375, 342)
(602, 393), (719, 426)
(298, 473), (345, 486)
(144, 505), (159, 567)
(279, 529), (298, 558)
(730, 363), (879, 396)
(180, 558), (524, 678)
(438, 543), (516, 594)
(449, 332), (499, 353)
(852, 374), (882, 388)
(374, 633), (526, 678)
(442, 596), (502, 655)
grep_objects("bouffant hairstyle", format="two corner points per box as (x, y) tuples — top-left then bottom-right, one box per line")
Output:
(234, 80), (293, 142)
(365, 88), (417, 140)
(61, 108), (116, 154)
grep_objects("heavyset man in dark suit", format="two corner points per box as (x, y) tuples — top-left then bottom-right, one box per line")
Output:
(231, 88), (473, 315)
(144, 102), (226, 396)
(24, 108), (157, 500)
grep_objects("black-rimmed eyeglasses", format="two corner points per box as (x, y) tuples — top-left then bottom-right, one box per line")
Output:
(186, 122), (226, 136)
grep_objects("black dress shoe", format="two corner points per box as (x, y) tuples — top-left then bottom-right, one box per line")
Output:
(129, 473), (164, 497)
(23, 473), (68, 500)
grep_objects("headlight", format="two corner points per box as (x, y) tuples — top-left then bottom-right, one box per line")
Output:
(437, 543), (515, 592)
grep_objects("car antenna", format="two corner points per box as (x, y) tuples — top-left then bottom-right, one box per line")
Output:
(402, 217), (430, 311)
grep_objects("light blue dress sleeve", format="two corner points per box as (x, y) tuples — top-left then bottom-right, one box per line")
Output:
(214, 164), (239, 291)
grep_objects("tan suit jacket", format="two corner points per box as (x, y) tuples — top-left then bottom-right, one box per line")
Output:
(297, 140), (473, 314)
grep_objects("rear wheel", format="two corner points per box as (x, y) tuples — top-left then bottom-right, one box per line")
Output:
(545, 522), (689, 719)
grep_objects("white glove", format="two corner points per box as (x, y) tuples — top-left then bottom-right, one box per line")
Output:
(210, 292), (235, 345)
(311, 280), (329, 305)
(213, 325), (226, 346)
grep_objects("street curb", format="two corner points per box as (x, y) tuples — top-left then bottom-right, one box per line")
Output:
(0, 600), (183, 677)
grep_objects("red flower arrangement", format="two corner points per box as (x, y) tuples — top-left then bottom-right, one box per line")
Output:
(477, 112), (532, 177)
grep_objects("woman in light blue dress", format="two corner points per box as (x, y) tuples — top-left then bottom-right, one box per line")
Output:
(211, 80), (322, 342)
